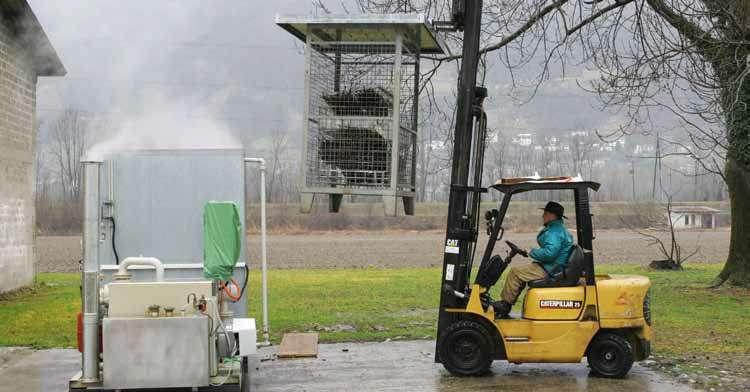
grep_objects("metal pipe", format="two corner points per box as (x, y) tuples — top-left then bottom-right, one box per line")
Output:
(386, 33), (403, 217)
(244, 157), (270, 346)
(107, 159), (115, 203)
(114, 257), (165, 281)
(209, 333), (218, 377)
(81, 160), (102, 383)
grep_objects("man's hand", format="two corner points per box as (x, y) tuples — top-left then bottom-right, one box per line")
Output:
(505, 240), (529, 257)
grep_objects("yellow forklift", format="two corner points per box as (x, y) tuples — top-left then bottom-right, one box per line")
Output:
(437, 178), (652, 378)
(434, 0), (652, 378)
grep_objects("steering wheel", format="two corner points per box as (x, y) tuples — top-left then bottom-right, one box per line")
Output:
(505, 240), (528, 258)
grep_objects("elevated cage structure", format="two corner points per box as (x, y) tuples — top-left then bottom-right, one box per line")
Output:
(277, 14), (445, 216)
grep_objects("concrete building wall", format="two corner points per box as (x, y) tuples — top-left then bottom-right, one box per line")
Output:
(0, 19), (39, 293)
(670, 212), (696, 229)
(669, 212), (718, 230)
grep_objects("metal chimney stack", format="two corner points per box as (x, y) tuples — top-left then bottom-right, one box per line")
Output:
(81, 160), (102, 382)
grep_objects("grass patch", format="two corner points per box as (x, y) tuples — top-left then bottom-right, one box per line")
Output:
(1, 265), (747, 358)
(249, 268), (437, 343)
(0, 274), (80, 348)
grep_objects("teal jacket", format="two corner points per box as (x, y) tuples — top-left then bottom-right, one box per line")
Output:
(529, 219), (573, 275)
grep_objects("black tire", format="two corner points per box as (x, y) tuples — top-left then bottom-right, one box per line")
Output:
(439, 320), (494, 376)
(587, 332), (634, 378)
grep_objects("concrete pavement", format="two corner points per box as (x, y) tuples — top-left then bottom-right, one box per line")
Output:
(0, 341), (693, 391)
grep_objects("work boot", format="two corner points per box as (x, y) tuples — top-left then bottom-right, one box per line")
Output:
(492, 300), (511, 319)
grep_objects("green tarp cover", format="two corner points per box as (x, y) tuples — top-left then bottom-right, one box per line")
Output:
(203, 201), (242, 281)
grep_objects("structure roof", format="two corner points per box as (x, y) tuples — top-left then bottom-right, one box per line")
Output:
(276, 13), (446, 54)
(0, 0), (65, 76)
(670, 206), (721, 214)
(490, 174), (600, 192)
(494, 174), (588, 186)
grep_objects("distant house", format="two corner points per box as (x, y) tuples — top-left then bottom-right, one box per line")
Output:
(0, 1), (65, 293)
(669, 206), (721, 230)
(512, 133), (535, 146)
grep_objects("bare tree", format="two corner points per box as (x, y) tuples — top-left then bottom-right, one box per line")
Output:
(623, 196), (700, 270)
(34, 121), (50, 203)
(416, 103), (456, 201)
(416, 125), (437, 201)
(568, 130), (595, 178)
(49, 109), (88, 202)
(266, 127), (291, 203)
(485, 129), (508, 188)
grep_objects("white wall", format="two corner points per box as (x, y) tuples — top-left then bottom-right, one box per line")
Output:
(670, 212), (708, 230)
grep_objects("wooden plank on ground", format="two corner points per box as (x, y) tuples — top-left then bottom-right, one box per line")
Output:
(278, 333), (319, 358)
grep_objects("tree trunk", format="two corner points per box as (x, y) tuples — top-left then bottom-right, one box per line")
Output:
(715, 156), (750, 286)
(715, 45), (750, 285)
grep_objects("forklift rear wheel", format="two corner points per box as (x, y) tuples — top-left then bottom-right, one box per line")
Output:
(439, 320), (493, 376)
(587, 332), (634, 378)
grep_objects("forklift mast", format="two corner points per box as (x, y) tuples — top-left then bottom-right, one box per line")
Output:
(436, 0), (486, 359)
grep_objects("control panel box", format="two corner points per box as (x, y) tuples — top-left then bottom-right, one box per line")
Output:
(232, 318), (257, 356)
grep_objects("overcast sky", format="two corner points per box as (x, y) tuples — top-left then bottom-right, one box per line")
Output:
(28, 0), (662, 155)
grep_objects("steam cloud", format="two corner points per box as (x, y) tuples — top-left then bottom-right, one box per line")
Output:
(86, 94), (242, 161)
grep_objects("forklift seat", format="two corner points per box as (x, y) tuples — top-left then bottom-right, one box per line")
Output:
(528, 245), (586, 289)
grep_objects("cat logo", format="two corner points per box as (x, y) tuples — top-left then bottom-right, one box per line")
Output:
(444, 239), (460, 254)
(539, 300), (583, 309)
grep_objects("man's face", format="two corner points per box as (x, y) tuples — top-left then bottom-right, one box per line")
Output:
(542, 211), (557, 224)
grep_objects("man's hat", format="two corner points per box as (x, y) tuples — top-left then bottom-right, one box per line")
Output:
(540, 201), (566, 219)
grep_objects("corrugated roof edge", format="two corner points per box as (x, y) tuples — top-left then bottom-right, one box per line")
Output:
(275, 13), (447, 55)
(0, 0), (65, 76)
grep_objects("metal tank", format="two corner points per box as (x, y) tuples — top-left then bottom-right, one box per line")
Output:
(95, 149), (248, 316)
(71, 149), (262, 391)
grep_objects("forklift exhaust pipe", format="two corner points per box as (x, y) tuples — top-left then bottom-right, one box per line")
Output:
(81, 160), (102, 382)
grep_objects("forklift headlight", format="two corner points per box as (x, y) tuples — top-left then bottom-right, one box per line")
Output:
(643, 290), (652, 325)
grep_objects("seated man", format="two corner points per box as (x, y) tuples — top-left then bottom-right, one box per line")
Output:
(493, 201), (573, 318)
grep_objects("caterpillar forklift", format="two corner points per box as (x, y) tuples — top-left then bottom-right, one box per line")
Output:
(434, 0), (652, 378)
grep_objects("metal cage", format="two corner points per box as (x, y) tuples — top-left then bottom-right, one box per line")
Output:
(277, 14), (445, 215)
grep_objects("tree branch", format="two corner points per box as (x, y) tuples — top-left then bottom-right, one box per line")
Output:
(430, 0), (636, 63)
(430, 0), (571, 62)
(478, 0), (570, 56)
(645, 0), (718, 56)
(566, 0), (634, 37)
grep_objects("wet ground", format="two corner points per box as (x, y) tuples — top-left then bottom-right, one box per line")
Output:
(0, 348), (78, 392)
(0, 341), (693, 392)
(37, 229), (729, 272)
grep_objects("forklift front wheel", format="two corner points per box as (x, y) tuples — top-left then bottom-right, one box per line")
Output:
(587, 332), (634, 378)
(439, 320), (493, 376)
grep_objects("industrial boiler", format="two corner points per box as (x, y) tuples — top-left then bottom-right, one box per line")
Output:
(68, 149), (269, 391)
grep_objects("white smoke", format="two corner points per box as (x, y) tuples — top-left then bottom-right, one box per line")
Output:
(31, 0), (306, 162)
(85, 93), (241, 161)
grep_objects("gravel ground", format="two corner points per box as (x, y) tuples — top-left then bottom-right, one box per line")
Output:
(36, 236), (81, 273)
(643, 353), (750, 392)
(36, 229), (730, 272)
